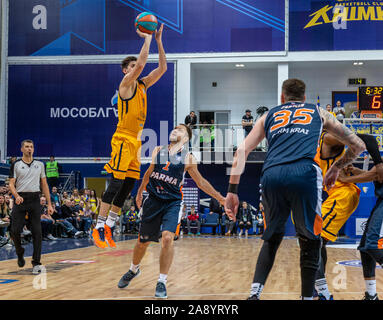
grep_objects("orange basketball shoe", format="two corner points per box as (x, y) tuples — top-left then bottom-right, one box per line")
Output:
(104, 224), (116, 248)
(92, 228), (108, 249)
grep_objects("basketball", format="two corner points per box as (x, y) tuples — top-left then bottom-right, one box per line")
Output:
(135, 12), (158, 34)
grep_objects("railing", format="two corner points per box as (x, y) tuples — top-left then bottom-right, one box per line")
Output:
(189, 123), (268, 153)
(60, 171), (80, 194)
(188, 118), (383, 163)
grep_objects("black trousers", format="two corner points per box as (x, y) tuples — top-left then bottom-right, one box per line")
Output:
(10, 192), (42, 266)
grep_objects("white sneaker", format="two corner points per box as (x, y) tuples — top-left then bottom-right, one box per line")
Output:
(74, 231), (83, 238)
(32, 265), (44, 275)
(47, 234), (57, 240)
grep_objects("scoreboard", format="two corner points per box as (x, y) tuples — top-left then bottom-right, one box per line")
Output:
(358, 86), (383, 111)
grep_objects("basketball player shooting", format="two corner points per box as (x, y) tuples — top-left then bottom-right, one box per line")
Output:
(92, 23), (167, 248)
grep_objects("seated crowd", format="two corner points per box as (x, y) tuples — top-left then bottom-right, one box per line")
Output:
(0, 181), (263, 247)
(0, 183), (142, 247)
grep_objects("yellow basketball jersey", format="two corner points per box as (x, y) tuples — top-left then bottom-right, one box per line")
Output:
(315, 132), (360, 194)
(117, 79), (147, 138)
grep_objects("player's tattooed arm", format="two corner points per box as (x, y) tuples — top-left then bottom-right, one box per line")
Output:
(319, 108), (365, 190)
(338, 166), (378, 184)
(320, 108), (366, 169)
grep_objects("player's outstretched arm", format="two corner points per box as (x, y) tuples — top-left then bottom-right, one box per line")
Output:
(141, 24), (167, 89)
(319, 108), (365, 190)
(229, 113), (267, 185)
(185, 154), (225, 206)
(338, 166), (378, 184)
(136, 146), (161, 208)
(120, 31), (152, 90)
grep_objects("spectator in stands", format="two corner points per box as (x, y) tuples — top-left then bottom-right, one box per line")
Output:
(200, 121), (212, 151)
(185, 111), (197, 129)
(40, 196), (57, 241)
(333, 100), (345, 123)
(238, 201), (253, 237)
(209, 197), (224, 236)
(78, 201), (93, 235)
(210, 119), (215, 151)
(185, 111), (198, 148)
(242, 109), (254, 137)
(325, 104), (337, 118)
(57, 199), (83, 238)
(187, 205), (201, 236)
(71, 188), (81, 204)
(50, 186), (61, 209)
(126, 205), (138, 233)
(8, 156), (17, 165)
(255, 202), (265, 235)
(60, 191), (70, 205)
(0, 194), (10, 244)
(225, 216), (236, 236)
(4, 194), (13, 211)
(180, 204), (188, 235)
(45, 156), (60, 188)
(89, 189), (99, 219)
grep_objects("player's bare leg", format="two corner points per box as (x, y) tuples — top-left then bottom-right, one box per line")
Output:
(155, 231), (175, 298)
(117, 239), (150, 289)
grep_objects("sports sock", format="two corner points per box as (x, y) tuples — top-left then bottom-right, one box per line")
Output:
(130, 263), (140, 274)
(96, 215), (107, 229)
(365, 279), (376, 296)
(250, 283), (264, 299)
(158, 273), (168, 284)
(106, 211), (119, 228)
(315, 278), (331, 299)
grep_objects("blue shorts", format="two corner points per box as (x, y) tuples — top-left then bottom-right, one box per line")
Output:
(138, 195), (183, 243)
(358, 198), (383, 251)
(260, 159), (323, 241)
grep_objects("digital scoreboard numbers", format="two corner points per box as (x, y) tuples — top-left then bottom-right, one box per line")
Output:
(358, 86), (383, 111)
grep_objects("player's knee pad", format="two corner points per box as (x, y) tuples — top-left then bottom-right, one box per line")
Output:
(299, 236), (321, 271)
(365, 249), (383, 266)
(360, 251), (376, 278)
(112, 177), (136, 208)
(102, 178), (124, 204)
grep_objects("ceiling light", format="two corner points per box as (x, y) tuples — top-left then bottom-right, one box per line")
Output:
(353, 61), (364, 66)
(235, 64), (245, 68)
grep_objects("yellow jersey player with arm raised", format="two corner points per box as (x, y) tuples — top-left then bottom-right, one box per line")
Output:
(92, 24), (168, 249)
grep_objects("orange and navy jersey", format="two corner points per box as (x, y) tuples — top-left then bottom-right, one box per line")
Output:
(263, 102), (322, 173)
(146, 145), (188, 201)
(116, 79), (147, 138)
(315, 132), (360, 194)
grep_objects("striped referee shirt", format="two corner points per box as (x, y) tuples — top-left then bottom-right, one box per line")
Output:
(9, 159), (46, 193)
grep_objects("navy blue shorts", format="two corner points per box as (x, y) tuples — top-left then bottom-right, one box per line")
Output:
(358, 198), (383, 251)
(138, 195), (183, 243)
(260, 159), (323, 241)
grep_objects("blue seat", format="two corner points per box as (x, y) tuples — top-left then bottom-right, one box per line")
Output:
(203, 212), (219, 226)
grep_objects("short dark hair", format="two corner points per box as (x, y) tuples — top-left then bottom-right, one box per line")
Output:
(282, 79), (306, 102)
(179, 124), (192, 141)
(21, 139), (34, 147)
(121, 56), (137, 70)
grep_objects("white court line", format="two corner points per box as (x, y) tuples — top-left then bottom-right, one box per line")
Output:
(85, 291), (383, 300)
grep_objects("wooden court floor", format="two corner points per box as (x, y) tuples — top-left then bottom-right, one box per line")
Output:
(0, 236), (380, 300)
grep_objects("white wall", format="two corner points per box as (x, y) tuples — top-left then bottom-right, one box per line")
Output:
(191, 66), (278, 124)
(289, 61), (383, 107)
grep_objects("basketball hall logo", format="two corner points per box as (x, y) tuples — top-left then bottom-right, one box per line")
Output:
(305, 1), (383, 30)
(337, 260), (383, 269)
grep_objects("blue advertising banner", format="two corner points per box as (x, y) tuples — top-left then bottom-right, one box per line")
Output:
(290, 1), (383, 51)
(7, 63), (174, 157)
(8, 0), (285, 56)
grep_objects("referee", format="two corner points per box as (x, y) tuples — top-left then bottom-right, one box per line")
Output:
(9, 140), (53, 274)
